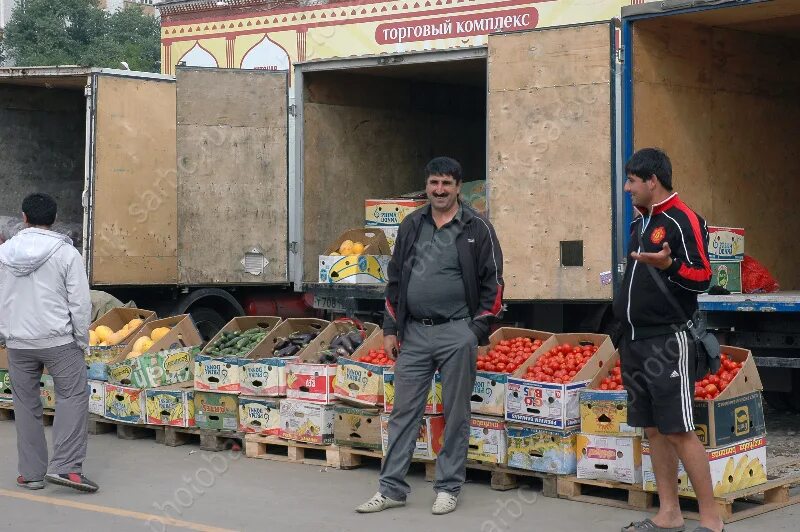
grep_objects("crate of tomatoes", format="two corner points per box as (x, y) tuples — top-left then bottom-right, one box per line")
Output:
(505, 333), (615, 430)
(692, 346), (765, 447)
(472, 328), (554, 417)
(334, 332), (395, 407)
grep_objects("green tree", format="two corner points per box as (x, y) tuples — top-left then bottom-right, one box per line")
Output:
(0, 0), (160, 73)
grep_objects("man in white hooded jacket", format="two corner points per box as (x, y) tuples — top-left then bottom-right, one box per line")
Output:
(0, 193), (98, 492)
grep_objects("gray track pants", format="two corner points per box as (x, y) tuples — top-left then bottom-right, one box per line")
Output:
(379, 319), (478, 500)
(7, 342), (89, 480)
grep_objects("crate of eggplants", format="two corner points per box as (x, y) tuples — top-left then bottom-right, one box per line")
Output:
(272, 331), (320, 358)
(319, 329), (365, 363)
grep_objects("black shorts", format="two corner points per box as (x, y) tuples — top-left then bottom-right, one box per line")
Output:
(620, 330), (697, 434)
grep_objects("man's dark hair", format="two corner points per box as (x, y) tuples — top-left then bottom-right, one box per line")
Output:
(625, 148), (673, 191)
(22, 193), (58, 226)
(424, 156), (463, 184)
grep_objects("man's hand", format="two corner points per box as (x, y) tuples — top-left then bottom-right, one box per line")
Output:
(384, 335), (399, 360)
(631, 242), (674, 271)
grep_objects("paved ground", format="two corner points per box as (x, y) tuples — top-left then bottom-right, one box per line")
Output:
(0, 421), (797, 532)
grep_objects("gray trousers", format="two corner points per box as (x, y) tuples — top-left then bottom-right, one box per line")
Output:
(7, 342), (89, 480)
(379, 319), (478, 500)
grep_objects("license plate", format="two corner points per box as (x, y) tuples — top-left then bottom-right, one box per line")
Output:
(313, 295), (346, 312)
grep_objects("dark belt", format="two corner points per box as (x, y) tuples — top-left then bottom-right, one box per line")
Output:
(411, 316), (468, 326)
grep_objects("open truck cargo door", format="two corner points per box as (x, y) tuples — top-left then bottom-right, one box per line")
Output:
(90, 73), (177, 286)
(176, 67), (289, 285)
(488, 22), (616, 301)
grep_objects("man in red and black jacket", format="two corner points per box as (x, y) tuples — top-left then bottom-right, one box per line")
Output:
(614, 148), (722, 532)
(356, 157), (503, 516)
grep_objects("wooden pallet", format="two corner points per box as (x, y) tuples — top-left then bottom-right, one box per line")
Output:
(466, 460), (559, 497)
(0, 402), (56, 426)
(87, 413), (163, 440)
(244, 435), (344, 468)
(557, 473), (800, 524)
(154, 425), (202, 447)
(194, 428), (244, 452)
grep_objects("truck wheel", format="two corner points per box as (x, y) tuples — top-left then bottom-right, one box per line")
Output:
(189, 307), (227, 342)
(763, 391), (791, 412)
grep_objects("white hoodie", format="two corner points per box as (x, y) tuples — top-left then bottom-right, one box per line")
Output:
(0, 228), (91, 350)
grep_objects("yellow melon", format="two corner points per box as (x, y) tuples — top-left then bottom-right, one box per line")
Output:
(150, 327), (171, 343)
(125, 350), (142, 360)
(126, 318), (143, 330)
(89, 330), (99, 346)
(94, 325), (114, 343)
(132, 336), (154, 354)
(351, 241), (365, 255)
(338, 239), (354, 255)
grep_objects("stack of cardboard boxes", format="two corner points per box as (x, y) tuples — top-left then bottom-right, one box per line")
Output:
(504, 332), (616, 476)
(707, 226), (745, 293)
(365, 197), (427, 254)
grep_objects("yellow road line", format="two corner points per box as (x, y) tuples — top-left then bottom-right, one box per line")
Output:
(0, 488), (238, 532)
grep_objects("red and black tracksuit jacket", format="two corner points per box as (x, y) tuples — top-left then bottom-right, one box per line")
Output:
(383, 203), (504, 346)
(613, 194), (712, 340)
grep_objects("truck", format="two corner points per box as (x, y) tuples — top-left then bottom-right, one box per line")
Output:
(4, 0), (799, 409)
(0, 66), (314, 339)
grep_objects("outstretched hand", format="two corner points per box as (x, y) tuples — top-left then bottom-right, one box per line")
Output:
(631, 242), (674, 271)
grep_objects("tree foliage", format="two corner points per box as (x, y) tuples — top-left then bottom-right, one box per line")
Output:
(0, 0), (160, 72)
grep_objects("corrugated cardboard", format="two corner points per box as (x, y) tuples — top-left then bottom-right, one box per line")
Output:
(580, 350), (641, 437)
(468, 416), (507, 464)
(365, 198), (427, 226)
(88, 380), (105, 415)
(707, 226), (745, 261)
(194, 391), (239, 431)
(145, 382), (195, 427)
(380, 413), (445, 460)
(384, 370), (442, 414)
(104, 383), (146, 424)
(333, 405), (382, 450)
(334, 332), (390, 407)
(238, 396), (281, 435)
(319, 228), (391, 284)
(577, 434), (643, 484)
(506, 424), (577, 475)
(86, 308), (157, 380)
(279, 398), (336, 445)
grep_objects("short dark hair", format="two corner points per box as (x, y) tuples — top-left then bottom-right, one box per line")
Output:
(22, 193), (58, 226)
(424, 156), (462, 183)
(625, 148), (673, 191)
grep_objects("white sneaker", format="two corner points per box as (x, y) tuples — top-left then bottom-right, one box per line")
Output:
(432, 492), (458, 515)
(355, 492), (406, 513)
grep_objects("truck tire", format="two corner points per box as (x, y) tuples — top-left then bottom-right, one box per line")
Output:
(763, 391), (791, 412)
(189, 307), (227, 342)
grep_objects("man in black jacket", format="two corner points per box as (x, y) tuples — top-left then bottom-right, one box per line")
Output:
(614, 148), (722, 532)
(356, 157), (503, 515)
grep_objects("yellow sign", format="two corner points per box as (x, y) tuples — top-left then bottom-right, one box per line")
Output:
(160, 0), (633, 77)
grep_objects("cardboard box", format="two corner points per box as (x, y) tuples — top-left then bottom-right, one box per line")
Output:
(579, 350), (642, 437)
(693, 346), (765, 447)
(238, 396), (281, 435)
(577, 434), (643, 484)
(642, 436), (767, 497)
(40, 374), (55, 409)
(708, 260), (743, 294)
(384, 370), (443, 414)
(88, 380), (105, 416)
(239, 318), (329, 397)
(380, 413), (445, 460)
(369, 225), (399, 253)
(195, 316), (282, 394)
(279, 398), (336, 445)
(334, 332), (389, 407)
(194, 391), (239, 431)
(460, 180), (487, 214)
(708, 226), (745, 261)
(319, 228), (392, 284)
(0, 368), (12, 401)
(365, 198), (427, 226)
(469, 416), (507, 465)
(506, 424), (577, 475)
(104, 383), (146, 424)
(145, 383), (195, 427)
(333, 405), (382, 450)
(286, 359), (337, 404)
(109, 315), (202, 388)
(86, 308), (157, 380)
(505, 333), (615, 430)
(473, 328), (554, 416)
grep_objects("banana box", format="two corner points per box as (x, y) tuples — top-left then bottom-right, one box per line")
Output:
(194, 353), (240, 394)
(240, 318), (329, 396)
(110, 316), (202, 388)
(384, 370), (443, 414)
(319, 228), (392, 284)
(104, 383), (146, 424)
(86, 308), (156, 381)
(365, 198), (428, 226)
(642, 436), (767, 498)
(708, 226), (745, 261)
(506, 424), (577, 475)
(380, 413), (445, 460)
(146, 383), (195, 427)
(88, 380), (105, 416)
(238, 396), (281, 435)
(577, 434), (643, 484)
(194, 391), (239, 431)
(369, 225), (399, 253)
(334, 332), (386, 407)
(279, 398), (336, 445)
(0, 369), (12, 401)
(286, 359), (337, 404)
(473, 372), (508, 417)
(468, 416), (507, 465)
(333, 405), (382, 450)
(506, 333), (615, 430)
(40, 374), (55, 410)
